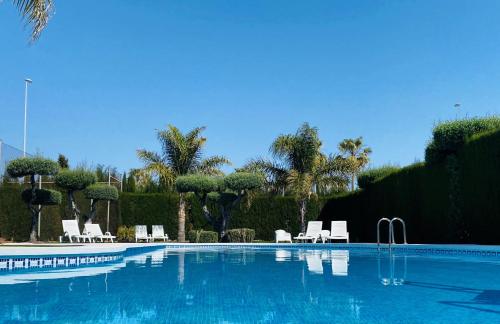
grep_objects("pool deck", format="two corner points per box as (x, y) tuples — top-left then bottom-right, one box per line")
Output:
(1, 242), (500, 258)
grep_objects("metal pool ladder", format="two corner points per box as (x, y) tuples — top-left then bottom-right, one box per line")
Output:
(377, 217), (407, 251)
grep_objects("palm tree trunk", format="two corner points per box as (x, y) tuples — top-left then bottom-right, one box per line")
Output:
(178, 193), (186, 242)
(351, 173), (355, 191)
(299, 199), (307, 233)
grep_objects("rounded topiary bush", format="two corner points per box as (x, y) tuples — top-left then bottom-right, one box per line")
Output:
(84, 184), (119, 201)
(21, 188), (62, 205)
(176, 175), (220, 193)
(7, 157), (59, 177)
(226, 228), (256, 243)
(55, 169), (97, 190)
(224, 172), (263, 191)
(188, 230), (218, 243)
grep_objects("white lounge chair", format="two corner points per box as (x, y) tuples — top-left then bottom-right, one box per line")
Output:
(84, 223), (116, 243)
(60, 220), (92, 243)
(294, 221), (323, 243)
(151, 225), (169, 242)
(331, 250), (349, 276)
(324, 221), (349, 243)
(275, 230), (292, 243)
(135, 225), (150, 243)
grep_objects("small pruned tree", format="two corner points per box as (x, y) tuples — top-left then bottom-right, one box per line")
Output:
(83, 184), (119, 224)
(54, 169), (97, 220)
(176, 172), (263, 238)
(6, 157), (61, 242)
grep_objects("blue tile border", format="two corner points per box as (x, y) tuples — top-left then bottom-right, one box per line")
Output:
(0, 245), (165, 273)
(0, 253), (123, 272)
(160, 243), (500, 257)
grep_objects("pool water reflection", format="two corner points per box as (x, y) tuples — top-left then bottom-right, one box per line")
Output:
(0, 248), (499, 323)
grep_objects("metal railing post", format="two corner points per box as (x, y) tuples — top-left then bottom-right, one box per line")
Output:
(377, 218), (391, 250)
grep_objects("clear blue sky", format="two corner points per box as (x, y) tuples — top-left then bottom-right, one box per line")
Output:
(1, 0), (499, 174)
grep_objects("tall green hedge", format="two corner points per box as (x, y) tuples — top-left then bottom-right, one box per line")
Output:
(320, 128), (500, 244)
(119, 192), (327, 241)
(460, 129), (500, 244)
(119, 193), (180, 240)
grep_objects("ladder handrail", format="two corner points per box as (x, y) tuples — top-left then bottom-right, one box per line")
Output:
(377, 218), (391, 249)
(389, 217), (407, 244)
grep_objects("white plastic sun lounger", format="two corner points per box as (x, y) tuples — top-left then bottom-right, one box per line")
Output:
(275, 230), (292, 243)
(331, 250), (349, 276)
(84, 223), (116, 243)
(324, 221), (349, 243)
(61, 220), (92, 243)
(151, 225), (169, 242)
(135, 225), (151, 243)
(294, 221), (323, 243)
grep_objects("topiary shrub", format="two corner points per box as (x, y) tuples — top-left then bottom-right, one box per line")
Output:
(425, 117), (500, 164)
(54, 169), (97, 220)
(117, 225), (135, 242)
(21, 188), (62, 205)
(6, 157), (60, 242)
(6, 157), (59, 178)
(54, 169), (96, 190)
(187, 229), (218, 243)
(83, 184), (119, 224)
(176, 175), (220, 194)
(224, 172), (263, 191)
(357, 165), (400, 189)
(177, 172), (263, 239)
(226, 228), (256, 243)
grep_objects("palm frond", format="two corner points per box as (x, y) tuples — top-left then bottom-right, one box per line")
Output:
(13, 0), (53, 42)
(197, 155), (231, 176)
(136, 149), (162, 164)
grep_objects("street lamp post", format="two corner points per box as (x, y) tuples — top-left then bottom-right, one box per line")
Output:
(23, 78), (32, 157)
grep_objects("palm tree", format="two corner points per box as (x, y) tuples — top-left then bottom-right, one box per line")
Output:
(12, 0), (54, 42)
(137, 125), (229, 242)
(243, 123), (349, 232)
(338, 137), (372, 191)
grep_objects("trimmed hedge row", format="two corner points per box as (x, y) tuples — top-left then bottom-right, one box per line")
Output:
(460, 129), (500, 244)
(320, 128), (500, 244)
(357, 165), (401, 189)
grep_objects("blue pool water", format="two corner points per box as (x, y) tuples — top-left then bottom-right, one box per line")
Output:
(0, 247), (499, 323)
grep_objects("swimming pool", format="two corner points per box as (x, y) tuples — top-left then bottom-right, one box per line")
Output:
(0, 246), (499, 323)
